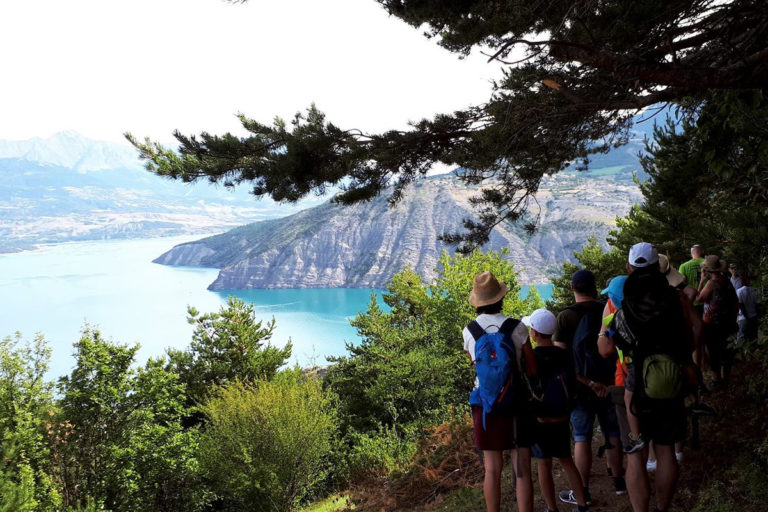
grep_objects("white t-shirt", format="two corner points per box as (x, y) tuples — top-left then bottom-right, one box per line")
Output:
(462, 313), (530, 390)
(736, 285), (761, 321)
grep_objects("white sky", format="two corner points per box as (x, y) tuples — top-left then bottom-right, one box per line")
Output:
(0, 0), (500, 144)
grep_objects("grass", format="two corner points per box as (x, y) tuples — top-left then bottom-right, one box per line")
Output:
(300, 494), (351, 512)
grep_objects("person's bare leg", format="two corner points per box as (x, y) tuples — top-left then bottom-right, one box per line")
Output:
(654, 444), (679, 511)
(574, 440), (592, 487)
(537, 458), (556, 511)
(625, 447), (650, 512)
(608, 435), (622, 476)
(483, 450), (503, 512)
(558, 457), (587, 506)
(512, 447), (533, 512)
(625, 389), (642, 438)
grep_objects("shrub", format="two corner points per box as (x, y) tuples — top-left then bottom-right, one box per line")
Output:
(198, 370), (338, 512)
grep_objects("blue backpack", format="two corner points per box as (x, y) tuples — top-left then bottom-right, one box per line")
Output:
(467, 318), (521, 429)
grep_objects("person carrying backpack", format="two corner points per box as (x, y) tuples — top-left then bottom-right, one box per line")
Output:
(525, 308), (589, 512)
(603, 242), (698, 512)
(555, 270), (624, 507)
(464, 271), (537, 512)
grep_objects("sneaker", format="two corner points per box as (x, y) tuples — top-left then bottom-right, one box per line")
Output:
(646, 459), (657, 472)
(614, 476), (628, 495)
(624, 433), (645, 454)
(559, 490), (578, 505)
(676, 451), (683, 463)
(559, 489), (591, 506)
(689, 402), (716, 416)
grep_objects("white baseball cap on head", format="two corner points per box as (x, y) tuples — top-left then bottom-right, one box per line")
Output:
(522, 308), (557, 336)
(628, 242), (659, 268)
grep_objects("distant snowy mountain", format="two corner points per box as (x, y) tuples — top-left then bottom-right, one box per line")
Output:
(0, 132), (320, 252)
(0, 131), (143, 171)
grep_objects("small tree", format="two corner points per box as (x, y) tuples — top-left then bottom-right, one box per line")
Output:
(57, 327), (138, 510)
(546, 237), (626, 315)
(169, 297), (292, 405)
(198, 371), (337, 512)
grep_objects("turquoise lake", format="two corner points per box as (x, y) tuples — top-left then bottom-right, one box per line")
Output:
(0, 237), (552, 379)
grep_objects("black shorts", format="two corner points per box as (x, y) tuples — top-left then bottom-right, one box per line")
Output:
(472, 407), (536, 451)
(638, 400), (687, 446)
(532, 420), (572, 459)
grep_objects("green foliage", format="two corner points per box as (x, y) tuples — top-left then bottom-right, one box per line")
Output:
(57, 327), (138, 510)
(169, 296), (292, 405)
(198, 370), (337, 512)
(0, 334), (59, 511)
(346, 426), (417, 476)
(546, 237), (626, 314)
(0, 443), (38, 512)
(109, 358), (211, 512)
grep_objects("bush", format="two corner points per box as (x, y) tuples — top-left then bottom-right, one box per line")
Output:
(198, 370), (338, 512)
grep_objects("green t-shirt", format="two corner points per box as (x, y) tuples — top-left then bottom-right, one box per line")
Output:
(679, 257), (704, 289)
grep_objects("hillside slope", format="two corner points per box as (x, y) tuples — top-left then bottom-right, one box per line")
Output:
(155, 170), (642, 288)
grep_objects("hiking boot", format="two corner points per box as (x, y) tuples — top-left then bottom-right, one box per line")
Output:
(646, 458), (657, 472)
(624, 433), (645, 454)
(614, 476), (628, 495)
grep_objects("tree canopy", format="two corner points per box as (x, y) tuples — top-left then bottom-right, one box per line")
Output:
(127, 0), (768, 250)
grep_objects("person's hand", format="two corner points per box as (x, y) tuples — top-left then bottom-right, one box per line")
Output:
(590, 381), (608, 398)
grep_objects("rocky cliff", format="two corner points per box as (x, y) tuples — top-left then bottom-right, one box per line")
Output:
(155, 170), (642, 288)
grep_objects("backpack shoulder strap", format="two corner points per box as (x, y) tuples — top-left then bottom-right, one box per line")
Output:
(466, 320), (485, 341)
(499, 318), (521, 338)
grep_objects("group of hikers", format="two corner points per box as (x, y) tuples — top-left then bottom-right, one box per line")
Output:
(464, 242), (762, 512)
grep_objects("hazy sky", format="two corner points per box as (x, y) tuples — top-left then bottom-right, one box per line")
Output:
(0, 0), (500, 144)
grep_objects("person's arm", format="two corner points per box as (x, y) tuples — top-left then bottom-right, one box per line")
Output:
(552, 311), (569, 350)
(598, 301), (617, 358)
(683, 284), (698, 303)
(521, 340), (537, 377)
(697, 279), (714, 303)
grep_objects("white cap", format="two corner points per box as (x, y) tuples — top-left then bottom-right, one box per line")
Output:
(628, 242), (659, 268)
(522, 308), (557, 336)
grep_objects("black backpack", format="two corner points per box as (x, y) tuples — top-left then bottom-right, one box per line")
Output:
(613, 269), (690, 408)
(532, 349), (575, 419)
(570, 302), (615, 387)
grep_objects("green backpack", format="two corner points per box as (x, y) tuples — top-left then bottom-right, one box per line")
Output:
(642, 354), (683, 400)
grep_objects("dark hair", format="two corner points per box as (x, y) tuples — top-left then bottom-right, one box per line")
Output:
(571, 269), (597, 297)
(475, 298), (504, 315)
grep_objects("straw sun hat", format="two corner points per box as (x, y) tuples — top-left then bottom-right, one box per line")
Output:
(658, 254), (685, 288)
(701, 254), (728, 273)
(468, 272), (508, 307)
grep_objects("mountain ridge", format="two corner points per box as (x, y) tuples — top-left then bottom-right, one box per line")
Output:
(155, 170), (642, 287)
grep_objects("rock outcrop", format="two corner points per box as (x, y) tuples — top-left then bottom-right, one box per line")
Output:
(155, 171), (642, 288)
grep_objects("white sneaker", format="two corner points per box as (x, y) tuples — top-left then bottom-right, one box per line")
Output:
(646, 459), (657, 472)
(676, 451), (683, 463)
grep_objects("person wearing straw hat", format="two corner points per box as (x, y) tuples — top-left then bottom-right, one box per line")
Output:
(463, 271), (537, 512)
(697, 255), (739, 387)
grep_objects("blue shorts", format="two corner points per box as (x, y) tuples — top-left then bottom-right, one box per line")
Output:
(571, 398), (621, 442)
